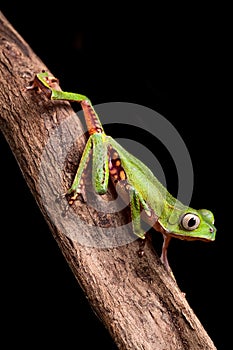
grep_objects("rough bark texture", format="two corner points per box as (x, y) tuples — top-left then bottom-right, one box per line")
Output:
(0, 12), (216, 350)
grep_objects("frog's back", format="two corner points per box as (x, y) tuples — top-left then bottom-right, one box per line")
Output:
(108, 137), (185, 217)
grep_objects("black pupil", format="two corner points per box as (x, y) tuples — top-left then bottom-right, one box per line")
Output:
(188, 217), (196, 227)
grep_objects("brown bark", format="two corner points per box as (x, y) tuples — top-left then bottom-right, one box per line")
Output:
(0, 12), (216, 350)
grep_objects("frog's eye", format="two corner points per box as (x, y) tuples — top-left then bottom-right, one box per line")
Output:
(181, 213), (200, 231)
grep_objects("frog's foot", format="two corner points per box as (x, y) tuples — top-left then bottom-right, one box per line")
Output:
(137, 236), (147, 257)
(66, 184), (87, 204)
(55, 188), (85, 217)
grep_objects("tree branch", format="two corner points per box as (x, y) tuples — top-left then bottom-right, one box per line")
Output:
(0, 12), (216, 349)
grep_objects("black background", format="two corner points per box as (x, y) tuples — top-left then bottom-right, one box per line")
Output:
(0, 3), (230, 349)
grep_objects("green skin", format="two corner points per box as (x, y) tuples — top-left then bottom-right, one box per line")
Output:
(28, 72), (216, 276)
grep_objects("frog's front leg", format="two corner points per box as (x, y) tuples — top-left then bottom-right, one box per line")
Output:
(160, 234), (172, 271)
(160, 234), (176, 280)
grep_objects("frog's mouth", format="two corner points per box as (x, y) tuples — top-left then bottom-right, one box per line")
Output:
(164, 231), (215, 242)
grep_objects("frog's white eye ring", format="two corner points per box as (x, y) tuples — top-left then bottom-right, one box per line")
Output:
(181, 213), (200, 231)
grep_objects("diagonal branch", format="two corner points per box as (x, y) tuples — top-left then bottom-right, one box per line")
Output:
(0, 12), (216, 350)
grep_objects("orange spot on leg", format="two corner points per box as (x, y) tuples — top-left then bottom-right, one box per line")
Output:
(110, 168), (117, 175)
(120, 170), (126, 180)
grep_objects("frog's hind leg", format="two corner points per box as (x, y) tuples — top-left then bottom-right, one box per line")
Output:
(66, 135), (93, 204)
(128, 186), (147, 239)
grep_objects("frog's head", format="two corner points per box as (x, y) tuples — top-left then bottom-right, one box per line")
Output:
(161, 207), (216, 241)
